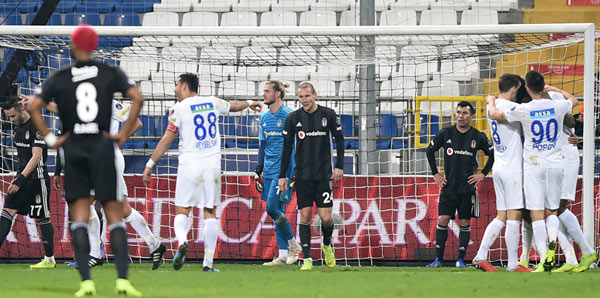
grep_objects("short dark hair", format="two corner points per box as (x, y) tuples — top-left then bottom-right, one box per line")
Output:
(525, 70), (545, 94)
(498, 74), (521, 93)
(178, 73), (198, 93)
(516, 76), (531, 104)
(456, 101), (474, 114)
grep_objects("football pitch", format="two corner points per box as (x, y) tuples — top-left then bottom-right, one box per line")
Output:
(1, 263), (599, 297)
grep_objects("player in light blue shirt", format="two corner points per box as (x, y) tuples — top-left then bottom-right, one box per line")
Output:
(254, 80), (301, 266)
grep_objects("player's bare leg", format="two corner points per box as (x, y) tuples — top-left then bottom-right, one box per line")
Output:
(318, 207), (335, 268)
(202, 207), (219, 272)
(122, 197), (165, 270)
(173, 206), (191, 270)
(299, 206), (313, 271)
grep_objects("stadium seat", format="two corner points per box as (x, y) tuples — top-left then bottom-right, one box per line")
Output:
(192, 0), (237, 13)
(379, 9), (417, 25)
(340, 114), (355, 137)
(439, 45), (479, 81)
(310, 0), (351, 12)
(219, 79), (256, 97)
(377, 114), (399, 138)
(0, 14), (22, 25)
(64, 12), (102, 26)
(26, 13), (62, 25)
(182, 12), (219, 26)
(115, 2), (156, 13)
(221, 11), (258, 26)
(389, 0), (432, 11)
(142, 12), (180, 26)
(74, 3), (116, 14)
(104, 13), (141, 26)
(299, 11), (337, 26)
(236, 115), (261, 137)
(233, 0), (273, 12)
(153, 0), (194, 13)
(219, 115), (237, 136)
(310, 80), (337, 96)
(400, 45), (438, 81)
(260, 11), (297, 26)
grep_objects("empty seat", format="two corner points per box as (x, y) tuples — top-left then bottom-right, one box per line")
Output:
(142, 12), (179, 26)
(153, 0), (194, 12)
(74, 3), (116, 14)
(64, 13), (102, 26)
(260, 11), (297, 26)
(221, 11), (258, 26)
(182, 12), (219, 26)
(439, 45), (479, 81)
(192, 0), (237, 13)
(299, 11), (337, 26)
(219, 79), (256, 97)
(104, 13), (141, 26)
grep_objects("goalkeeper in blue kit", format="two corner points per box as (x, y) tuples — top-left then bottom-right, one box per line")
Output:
(254, 80), (301, 265)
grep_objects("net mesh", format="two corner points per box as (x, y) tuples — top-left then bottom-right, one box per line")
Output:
(0, 27), (597, 266)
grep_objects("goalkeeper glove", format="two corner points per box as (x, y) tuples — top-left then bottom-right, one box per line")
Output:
(254, 165), (264, 193)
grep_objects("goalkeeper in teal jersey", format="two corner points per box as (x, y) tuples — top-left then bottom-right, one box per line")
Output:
(254, 80), (301, 266)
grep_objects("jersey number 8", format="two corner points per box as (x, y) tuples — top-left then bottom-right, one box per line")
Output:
(75, 82), (99, 122)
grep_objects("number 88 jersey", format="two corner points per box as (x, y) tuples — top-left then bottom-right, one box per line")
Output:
(504, 96), (572, 168)
(167, 96), (230, 167)
(487, 98), (523, 173)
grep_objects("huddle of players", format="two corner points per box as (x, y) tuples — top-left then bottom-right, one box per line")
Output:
(472, 71), (598, 272)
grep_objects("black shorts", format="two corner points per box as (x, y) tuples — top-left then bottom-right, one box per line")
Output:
(62, 134), (117, 203)
(295, 179), (333, 209)
(4, 177), (51, 219)
(438, 191), (475, 220)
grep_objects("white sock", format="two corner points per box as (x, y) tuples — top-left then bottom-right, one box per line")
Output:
(559, 209), (594, 255)
(557, 223), (578, 265)
(474, 218), (505, 261)
(532, 220), (547, 260)
(174, 214), (189, 247)
(505, 220), (520, 270)
(125, 208), (160, 252)
(45, 255), (55, 263)
(203, 218), (218, 268)
(288, 238), (298, 248)
(545, 215), (559, 243)
(88, 205), (102, 259)
(520, 220), (533, 261)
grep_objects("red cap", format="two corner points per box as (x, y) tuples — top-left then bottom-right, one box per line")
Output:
(71, 24), (98, 53)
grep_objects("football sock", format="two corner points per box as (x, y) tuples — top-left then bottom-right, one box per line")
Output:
(203, 218), (218, 268)
(559, 209), (594, 255)
(520, 220), (533, 261)
(474, 218), (504, 261)
(0, 210), (14, 249)
(36, 218), (55, 258)
(435, 224), (448, 260)
(557, 223), (578, 265)
(88, 205), (102, 259)
(299, 222), (311, 259)
(71, 222), (91, 281)
(545, 215), (559, 243)
(458, 226), (470, 260)
(322, 220), (334, 246)
(125, 208), (159, 252)
(109, 222), (129, 279)
(505, 220), (520, 269)
(174, 214), (189, 247)
(532, 220), (547, 260)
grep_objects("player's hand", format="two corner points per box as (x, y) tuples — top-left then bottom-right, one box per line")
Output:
(52, 175), (61, 190)
(7, 183), (20, 194)
(142, 167), (152, 186)
(568, 133), (579, 146)
(278, 178), (288, 193)
(486, 95), (496, 105)
(468, 173), (485, 185)
(433, 173), (446, 189)
(333, 168), (344, 183)
(249, 101), (263, 113)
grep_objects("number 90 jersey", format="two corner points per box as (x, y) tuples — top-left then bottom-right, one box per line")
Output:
(168, 96), (230, 168)
(487, 98), (523, 173)
(36, 60), (134, 135)
(505, 96), (572, 168)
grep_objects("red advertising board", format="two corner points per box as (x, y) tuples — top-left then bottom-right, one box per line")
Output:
(567, 0), (600, 6)
(0, 176), (588, 261)
(528, 64), (584, 76)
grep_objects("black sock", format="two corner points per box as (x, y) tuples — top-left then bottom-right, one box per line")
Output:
(458, 226), (471, 260)
(435, 224), (448, 260)
(109, 223), (129, 279)
(0, 210), (14, 249)
(322, 220), (334, 246)
(37, 219), (54, 258)
(71, 222), (91, 281)
(299, 222), (311, 259)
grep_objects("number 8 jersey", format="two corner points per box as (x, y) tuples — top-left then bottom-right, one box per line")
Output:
(167, 96), (230, 167)
(504, 94), (572, 167)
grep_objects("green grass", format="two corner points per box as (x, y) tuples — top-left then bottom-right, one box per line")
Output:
(1, 263), (599, 297)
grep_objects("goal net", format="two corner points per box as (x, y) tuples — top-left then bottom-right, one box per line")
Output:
(0, 24), (597, 267)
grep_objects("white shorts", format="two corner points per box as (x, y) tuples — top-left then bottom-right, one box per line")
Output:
(523, 166), (562, 211)
(175, 167), (221, 209)
(561, 153), (579, 202)
(114, 150), (128, 199)
(492, 171), (524, 211)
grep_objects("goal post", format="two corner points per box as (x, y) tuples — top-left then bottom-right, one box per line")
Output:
(0, 23), (597, 265)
